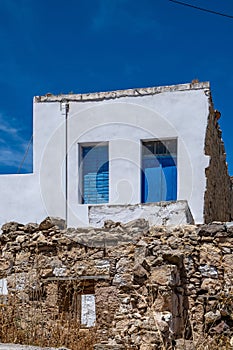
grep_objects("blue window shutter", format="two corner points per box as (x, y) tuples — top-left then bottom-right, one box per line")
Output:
(82, 145), (109, 204)
(143, 164), (164, 202)
(163, 164), (177, 201)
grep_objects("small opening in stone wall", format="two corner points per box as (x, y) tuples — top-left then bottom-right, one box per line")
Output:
(58, 280), (96, 327)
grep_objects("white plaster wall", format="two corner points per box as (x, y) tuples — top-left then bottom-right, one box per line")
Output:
(0, 173), (47, 226)
(34, 102), (66, 219)
(0, 87), (210, 228)
(0, 102), (66, 228)
(67, 90), (209, 226)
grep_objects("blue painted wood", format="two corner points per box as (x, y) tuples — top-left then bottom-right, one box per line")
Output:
(82, 145), (109, 204)
(142, 155), (177, 203)
(163, 164), (177, 200)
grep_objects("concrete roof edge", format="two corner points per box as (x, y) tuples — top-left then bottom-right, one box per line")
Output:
(34, 81), (210, 103)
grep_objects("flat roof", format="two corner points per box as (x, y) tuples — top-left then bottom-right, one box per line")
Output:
(34, 81), (210, 103)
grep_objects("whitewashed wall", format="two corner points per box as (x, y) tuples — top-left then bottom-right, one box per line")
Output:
(0, 83), (210, 227)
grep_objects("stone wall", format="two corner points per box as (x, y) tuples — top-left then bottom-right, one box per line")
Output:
(1, 218), (233, 349)
(204, 95), (232, 223)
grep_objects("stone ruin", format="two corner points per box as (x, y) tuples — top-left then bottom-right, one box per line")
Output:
(0, 217), (233, 349)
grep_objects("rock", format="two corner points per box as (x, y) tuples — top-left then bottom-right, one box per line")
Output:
(16, 235), (26, 244)
(204, 310), (221, 324)
(209, 320), (230, 334)
(23, 223), (39, 233)
(162, 251), (183, 268)
(201, 278), (222, 294)
(50, 217), (66, 230)
(150, 265), (178, 286)
(230, 336), (233, 347)
(175, 339), (195, 350)
(199, 264), (218, 278)
(156, 319), (169, 333)
(39, 217), (55, 230)
(197, 223), (226, 236)
(137, 302), (147, 309)
(1, 222), (21, 233)
(36, 233), (47, 243)
(141, 330), (160, 344)
(133, 264), (148, 284)
(104, 220), (121, 228)
(94, 345), (124, 350)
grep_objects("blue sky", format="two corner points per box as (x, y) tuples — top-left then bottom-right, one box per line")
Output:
(1, 0), (233, 174)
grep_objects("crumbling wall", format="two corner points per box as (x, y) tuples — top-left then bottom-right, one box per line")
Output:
(204, 97), (232, 223)
(231, 176), (233, 220)
(1, 218), (233, 349)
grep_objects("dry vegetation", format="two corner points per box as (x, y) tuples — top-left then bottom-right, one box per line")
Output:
(1, 290), (233, 350)
(0, 289), (97, 350)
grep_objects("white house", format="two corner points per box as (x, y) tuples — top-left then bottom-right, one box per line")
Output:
(0, 81), (231, 228)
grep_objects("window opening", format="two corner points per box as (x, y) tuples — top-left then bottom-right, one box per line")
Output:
(141, 139), (177, 203)
(58, 280), (96, 327)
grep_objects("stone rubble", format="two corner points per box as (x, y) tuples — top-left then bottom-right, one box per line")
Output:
(1, 217), (233, 349)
